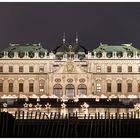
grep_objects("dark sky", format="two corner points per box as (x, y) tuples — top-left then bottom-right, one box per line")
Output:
(0, 2), (140, 51)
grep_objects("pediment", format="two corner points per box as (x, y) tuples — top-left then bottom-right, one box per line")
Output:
(52, 61), (88, 74)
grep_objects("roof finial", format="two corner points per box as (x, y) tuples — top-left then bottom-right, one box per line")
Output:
(63, 32), (66, 44)
(76, 32), (79, 44)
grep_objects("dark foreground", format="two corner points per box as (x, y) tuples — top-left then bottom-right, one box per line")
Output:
(1, 111), (140, 138)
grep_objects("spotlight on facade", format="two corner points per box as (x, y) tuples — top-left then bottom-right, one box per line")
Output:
(137, 53), (140, 58)
(81, 102), (89, 110)
(106, 52), (112, 58)
(23, 103), (28, 108)
(61, 95), (68, 102)
(127, 52), (133, 58)
(134, 103), (140, 111)
(25, 98), (29, 102)
(61, 103), (66, 109)
(35, 103), (42, 110)
(28, 103), (33, 108)
(96, 52), (102, 58)
(37, 98), (40, 102)
(45, 103), (51, 109)
(74, 96), (79, 102)
(3, 103), (7, 108)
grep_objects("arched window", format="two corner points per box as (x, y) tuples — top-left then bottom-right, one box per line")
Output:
(8, 80), (14, 92)
(53, 84), (62, 97)
(78, 84), (87, 96)
(66, 84), (74, 98)
(29, 80), (34, 92)
(19, 80), (24, 93)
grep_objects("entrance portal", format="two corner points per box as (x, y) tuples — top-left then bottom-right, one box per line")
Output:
(78, 84), (87, 96)
(53, 84), (63, 97)
(66, 84), (74, 98)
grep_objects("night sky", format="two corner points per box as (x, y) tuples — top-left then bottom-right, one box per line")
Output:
(0, 2), (140, 51)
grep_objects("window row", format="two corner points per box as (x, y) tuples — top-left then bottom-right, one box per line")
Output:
(0, 82), (45, 93)
(97, 66), (137, 73)
(0, 65), (139, 73)
(96, 83), (140, 92)
(0, 66), (45, 73)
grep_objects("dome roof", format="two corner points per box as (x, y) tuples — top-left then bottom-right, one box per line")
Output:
(53, 43), (88, 55)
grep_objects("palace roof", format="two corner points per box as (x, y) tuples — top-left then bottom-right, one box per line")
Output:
(2, 43), (48, 53)
(0, 43), (48, 58)
(93, 43), (140, 54)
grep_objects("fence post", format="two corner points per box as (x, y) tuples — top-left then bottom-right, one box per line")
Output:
(76, 111), (77, 118)
(104, 112), (107, 137)
(89, 116), (93, 137)
(65, 114), (68, 119)
(108, 112), (110, 137)
(131, 112), (133, 119)
(88, 113), (90, 119)
(94, 113), (97, 137)
(35, 111), (38, 120)
(50, 112), (53, 119)
(54, 112), (56, 119)
(69, 113), (71, 119)
(115, 113), (118, 137)
(138, 111), (139, 119)
(58, 112), (61, 119)
(98, 112), (100, 119)
(123, 113), (125, 119)
(84, 114), (86, 119)
(118, 114), (121, 137)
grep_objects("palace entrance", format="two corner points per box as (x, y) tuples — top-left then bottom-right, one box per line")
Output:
(77, 84), (87, 96)
(53, 84), (63, 97)
(66, 84), (74, 98)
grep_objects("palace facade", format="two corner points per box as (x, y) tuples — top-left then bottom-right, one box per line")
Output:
(0, 35), (140, 100)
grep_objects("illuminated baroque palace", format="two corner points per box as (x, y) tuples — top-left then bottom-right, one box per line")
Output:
(0, 34), (140, 100)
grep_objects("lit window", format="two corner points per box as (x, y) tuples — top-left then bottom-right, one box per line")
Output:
(0, 66), (3, 72)
(127, 83), (132, 92)
(138, 83), (140, 92)
(117, 66), (122, 72)
(96, 83), (101, 92)
(107, 66), (111, 72)
(0, 83), (3, 92)
(9, 83), (13, 92)
(39, 82), (44, 93)
(19, 66), (23, 73)
(29, 83), (34, 92)
(39, 67), (44, 73)
(9, 66), (13, 72)
(128, 66), (132, 72)
(19, 83), (23, 92)
(138, 66), (140, 72)
(117, 83), (122, 92)
(107, 83), (111, 92)
(29, 66), (34, 72)
(96, 66), (101, 72)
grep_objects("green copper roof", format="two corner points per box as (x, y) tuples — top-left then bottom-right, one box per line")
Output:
(53, 43), (88, 55)
(1, 43), (48, 53)
(93, 43), (140, 54)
